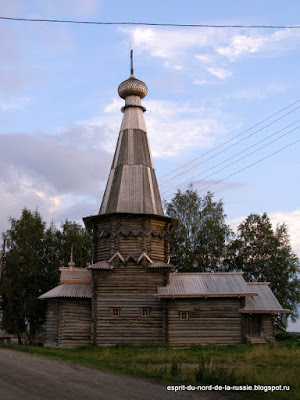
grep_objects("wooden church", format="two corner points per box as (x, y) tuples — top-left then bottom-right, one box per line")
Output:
(40, 55), (289, 347)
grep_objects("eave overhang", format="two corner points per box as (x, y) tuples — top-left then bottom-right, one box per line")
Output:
(153, 292), (258, 299)
(238, 309), (290, 314)
(83, 212), (178, 229)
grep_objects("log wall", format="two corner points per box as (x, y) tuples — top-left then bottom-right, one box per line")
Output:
(44, 300), (59, 346)
(93, 266), (169, 344)
(57, 299), (92, 348)
(167, 298), (243, 345)
(93, 215), (171, 265)
(242, 314), (275, 342)
(261, 314), (275, 341)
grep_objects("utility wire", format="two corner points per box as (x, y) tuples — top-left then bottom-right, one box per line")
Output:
(162, 123), (300, 196)
(159, 105), (300, 187)
(72, 108), (300, 220)
(0, 16), (300, 29)
(158, 100), (300, 182)
(164, 137), (300, 199)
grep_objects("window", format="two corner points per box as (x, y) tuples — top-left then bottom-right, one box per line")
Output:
(141, 308), (150, 317)
(179, 311), (189, 320)
(111, 308), (120, 317)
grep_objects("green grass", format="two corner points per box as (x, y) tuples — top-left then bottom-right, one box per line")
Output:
(1, 341), (299, 400)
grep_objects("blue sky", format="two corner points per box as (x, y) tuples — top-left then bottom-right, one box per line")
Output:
(0, 1), (299, 329)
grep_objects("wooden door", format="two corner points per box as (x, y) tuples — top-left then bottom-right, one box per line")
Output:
(247, 316), (261, 337)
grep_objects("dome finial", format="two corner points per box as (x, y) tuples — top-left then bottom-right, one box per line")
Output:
(118, 53), (148, 104)
(68, 245), (75, 270)
(130, 49), (134, 76)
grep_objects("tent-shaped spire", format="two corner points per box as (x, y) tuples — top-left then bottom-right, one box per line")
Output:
(99, 53), (164, 216)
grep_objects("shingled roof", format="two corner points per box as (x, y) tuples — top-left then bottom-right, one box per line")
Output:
(39, 284), (92, 299)
(154, 272), (258, 298)
(239, 283), (290, 313)
(99, 58), (164, 216)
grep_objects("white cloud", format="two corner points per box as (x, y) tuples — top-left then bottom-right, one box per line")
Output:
(195, 54), (214, 63)
(270, 209), (300, 258)
(229, 209), (300, 258)
(103, 97), (234, 158)
(206, 67), (232, 80)
(217, 30), (300, 61)
(122, 27), (300, 85)
(104, 98), (123, 113)
(0, 119), (114, 233)
(217, 34), (266, 60)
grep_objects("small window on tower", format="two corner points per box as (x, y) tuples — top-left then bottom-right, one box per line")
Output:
(111, 308), (120, 317)
(179, 311), (189, 320)
(141, 308), (150, 317)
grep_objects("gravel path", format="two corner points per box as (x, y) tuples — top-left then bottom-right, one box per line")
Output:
(0, 348), (245, 400)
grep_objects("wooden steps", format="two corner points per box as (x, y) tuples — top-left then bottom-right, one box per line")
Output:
(247, 337), (269, 344)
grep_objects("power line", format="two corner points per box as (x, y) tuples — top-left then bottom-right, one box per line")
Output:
(162, 123), (300, 197)
(159, 105), (300, 187)
(161, 122), (300, 196)
(164, 137), (300, 199)
(158, 100), (300, 182)
(0, 16), (300, 29)
(69, 109), (300, 220)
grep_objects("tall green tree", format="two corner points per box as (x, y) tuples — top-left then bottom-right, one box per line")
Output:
(224, 213), (300, 329)
(57, 220), (92, 268)
(0, 209), (92, 343)
(165, 188), (232, 272)
(0, 209), (60, 342)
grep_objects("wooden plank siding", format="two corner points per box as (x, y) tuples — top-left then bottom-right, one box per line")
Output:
(44, 300), (59, 346)
(167, 298), (243, 345)
(261, 315), (275, 341)
(93, 266), (168, 344)
(57, 299), (91, 348)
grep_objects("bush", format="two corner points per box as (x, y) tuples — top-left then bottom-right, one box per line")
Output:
(276, 332), (299, 342)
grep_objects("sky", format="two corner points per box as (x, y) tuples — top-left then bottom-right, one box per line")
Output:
(0, 0), (299, 330)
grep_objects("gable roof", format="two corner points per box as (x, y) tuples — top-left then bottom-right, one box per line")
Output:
(154, 272), (258, 298)
(239, 283), (290, 313)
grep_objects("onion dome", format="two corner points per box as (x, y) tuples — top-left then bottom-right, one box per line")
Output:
(118, 76), (148, 99)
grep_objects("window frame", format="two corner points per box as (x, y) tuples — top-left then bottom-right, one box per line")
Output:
(140, 307), (150, 318)
(111, 307), (120, 317)
(179, 311), (189, 320)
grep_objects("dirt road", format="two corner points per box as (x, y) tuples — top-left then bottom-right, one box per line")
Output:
(0, 348), (243, 400)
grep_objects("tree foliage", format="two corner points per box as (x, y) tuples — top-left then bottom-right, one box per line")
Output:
(224, 213), (300, 329)
(0, 208), (92, 342)
(165, 188), (232, 272)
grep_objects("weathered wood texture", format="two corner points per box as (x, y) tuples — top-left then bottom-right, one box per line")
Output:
(57, 299), (91, 348)
(45, 299), (92, 348)
(93, 215), (171, 265)
(261, 314), (275, 341)
(44, 300), (59, 346)
(243, 314), (275, 342)
(167, 298), (243, 345)
(93, 266), (169, 344)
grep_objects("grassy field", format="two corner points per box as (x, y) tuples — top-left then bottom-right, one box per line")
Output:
(1, 339), (299, 400)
